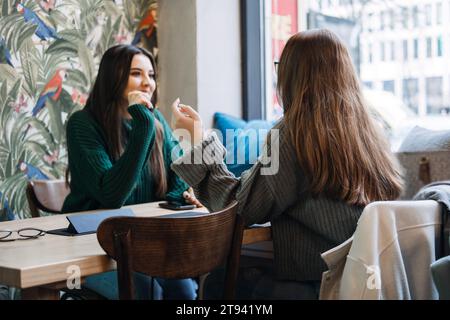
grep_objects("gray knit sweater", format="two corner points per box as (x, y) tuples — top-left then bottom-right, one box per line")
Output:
(171, 120), (364, 281)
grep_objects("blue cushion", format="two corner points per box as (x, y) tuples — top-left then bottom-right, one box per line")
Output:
(213, 113), (274, 177)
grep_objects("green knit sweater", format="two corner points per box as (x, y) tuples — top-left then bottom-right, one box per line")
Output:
(62, 104), (189, 213)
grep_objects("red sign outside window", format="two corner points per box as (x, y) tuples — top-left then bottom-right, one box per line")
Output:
(270, 0), (298, 119)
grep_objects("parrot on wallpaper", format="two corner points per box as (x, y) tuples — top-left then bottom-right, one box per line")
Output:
(131, 7), (157, 46)
(32, 69), (65, 117)
(38, 0), (56, 13)
(18, 161), (50, 180)
(0, 37), (13, 67)
(16, 3), (60, 41)
(0, 192), (15, 221)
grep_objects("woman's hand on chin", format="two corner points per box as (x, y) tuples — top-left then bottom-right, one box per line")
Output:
(128, 91), (153, 110)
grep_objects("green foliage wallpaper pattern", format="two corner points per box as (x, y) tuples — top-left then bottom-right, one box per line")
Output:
(0, 0), (157, 219)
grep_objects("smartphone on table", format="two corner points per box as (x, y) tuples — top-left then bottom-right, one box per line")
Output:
(158, 201), (196, 211)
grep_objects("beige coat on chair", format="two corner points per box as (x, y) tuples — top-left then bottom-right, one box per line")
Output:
(320, 200), (441, 300)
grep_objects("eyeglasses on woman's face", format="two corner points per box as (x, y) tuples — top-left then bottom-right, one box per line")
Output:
(0, 228), (46, 242)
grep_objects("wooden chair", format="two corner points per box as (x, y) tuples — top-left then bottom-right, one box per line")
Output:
(26, 180), (70, 217)
(97, 201), (244, 300)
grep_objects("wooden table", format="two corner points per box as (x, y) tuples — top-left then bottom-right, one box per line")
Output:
(0, 202), (271, 299)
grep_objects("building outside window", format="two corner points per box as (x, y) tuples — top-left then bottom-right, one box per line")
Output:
(263, 0), (450, 150)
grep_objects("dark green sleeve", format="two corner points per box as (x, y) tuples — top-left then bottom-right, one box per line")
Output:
(154, 110), (189, 202)
(67, 104), (156, 208)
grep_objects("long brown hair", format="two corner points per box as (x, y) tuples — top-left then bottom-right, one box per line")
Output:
(67, 45), (167, 198)
(277, 29), (403, 205)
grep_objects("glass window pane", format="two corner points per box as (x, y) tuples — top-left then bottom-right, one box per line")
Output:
(425, 4), (432, 26)
(403, 78), (419, 114)
(426, 77), (443, 114)
(266, 1), (450, 149)
(390, 41), (396, 61)
(383, 80), (395, 94)
(427, 37), (432, 57)
(437, 36), (443, 56)
(413, 38), (419, 59)
(412, 6), (419, 28)
(436, 3), (442, 25)
(403, 39), (408, 60)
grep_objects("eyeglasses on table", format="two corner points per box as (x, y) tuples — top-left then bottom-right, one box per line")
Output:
(0, 228), (46, 242)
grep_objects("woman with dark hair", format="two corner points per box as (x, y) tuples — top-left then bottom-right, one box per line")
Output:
(170, 29), (404, 299)
(62, 44), (199, 299)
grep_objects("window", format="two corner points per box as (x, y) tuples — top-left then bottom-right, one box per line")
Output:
(262, 1), (450, 148)
(436, 2), (442, 25)
(389, 10), (395, 29)
(413, 38), (419, 59)
(425, 4), (432, 26)
(402, 39), (408, 61)
(367, 13), (373, 32)
(412, 6), (419, 28)
(427, 37), (433, 58)
(390, 41), (395, 61)
(437, 36), (443, 57)
(401, 7), (409, 28)
(383, 80), (395, 94)
(403, 78), (419, 114)
(363, 81), (373, 89)
(426, 77), (443, 114)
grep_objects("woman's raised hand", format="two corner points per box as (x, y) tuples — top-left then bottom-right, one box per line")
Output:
(171, 98), (204, 146)
(128, 90), (153, 110)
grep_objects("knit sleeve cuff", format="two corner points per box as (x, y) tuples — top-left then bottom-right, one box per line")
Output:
(128, 104), (154, 124)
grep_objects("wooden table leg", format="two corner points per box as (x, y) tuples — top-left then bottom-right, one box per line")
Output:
(21, 287), (60, 300)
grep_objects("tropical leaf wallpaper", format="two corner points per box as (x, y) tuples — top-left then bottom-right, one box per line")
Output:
(0, 0), (158, 220)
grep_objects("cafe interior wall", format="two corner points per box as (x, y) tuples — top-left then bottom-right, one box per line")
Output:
(0, 0), (157, 219)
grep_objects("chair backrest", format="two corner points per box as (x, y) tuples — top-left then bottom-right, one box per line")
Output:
(97, 201), (244, 300)
(26, 179), (70, 217)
